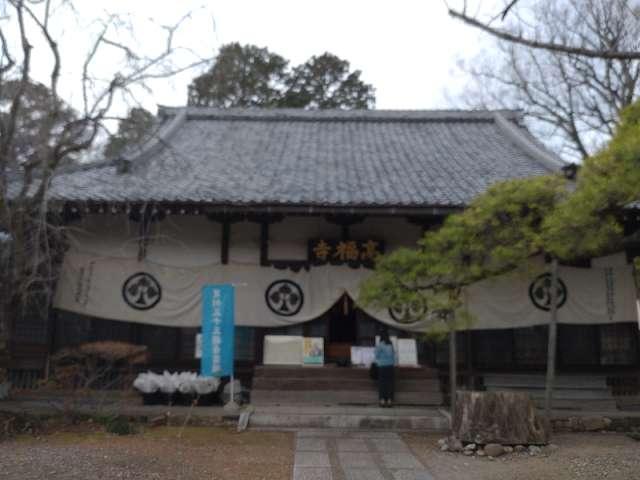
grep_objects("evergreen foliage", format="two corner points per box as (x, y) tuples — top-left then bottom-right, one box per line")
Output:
(188, 43), (375, 109)
(104, 108), (155, 159)
(187, 43), (289, 108)
(359, 174), (567, 328)
(543, 102), (640, 260)
(281, 53), (375, 109)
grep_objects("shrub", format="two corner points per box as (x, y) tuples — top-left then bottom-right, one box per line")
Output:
(48, 341), (149, 390)
(105, 416), (137, 436)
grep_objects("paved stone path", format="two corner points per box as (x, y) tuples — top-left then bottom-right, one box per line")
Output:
(293, 430), (433, 480)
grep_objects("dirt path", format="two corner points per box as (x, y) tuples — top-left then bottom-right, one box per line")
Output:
(0, 426), (294, 480)
(403, 432), (640, 480)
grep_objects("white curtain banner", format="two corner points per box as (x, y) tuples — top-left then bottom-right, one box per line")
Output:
(54, 251), (638, 331)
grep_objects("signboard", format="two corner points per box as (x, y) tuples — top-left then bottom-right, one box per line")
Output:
(263, 335), (303, 365)
(397, 339), (419, 366)
(308, 239), (384, 268)
(201, 284), (234, 377)
(302, 337), (324, 365)
(195, 333), (202, 359)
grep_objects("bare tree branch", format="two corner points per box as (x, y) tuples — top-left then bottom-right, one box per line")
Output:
(459, 0), (640, 159)
(449, 7), (640, 60)
(501, 0), (520, 20)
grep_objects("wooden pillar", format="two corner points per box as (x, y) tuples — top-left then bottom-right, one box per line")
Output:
(174, 328), (182, 365)
(221, 221), (231, 264)
(449, 328), (457, 416)
(465, 330), (474, 389)
(260, 222), (269, 267)
(206, 213), (244, 264)
(544, 258), (559, 430)
(254, 328), (265, 366)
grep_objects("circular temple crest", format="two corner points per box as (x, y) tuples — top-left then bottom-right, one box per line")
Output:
(122, 272), (162, 311)
(388, 300), (427, 324)
(528, 273), (568, 311)
(265, 280), (305, 316)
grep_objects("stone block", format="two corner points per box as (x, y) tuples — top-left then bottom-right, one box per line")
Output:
(338, 452), (376, 468)
(295, 451), (331, 468)
(293, 467), (333, 480)
(381, 453), (423, 469)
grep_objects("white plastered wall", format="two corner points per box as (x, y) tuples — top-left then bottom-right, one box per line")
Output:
(351, 217), (423, 251)
(269, 217), (342, 261)
(67, 214), (221, 267)
(66, 214), (424, 266)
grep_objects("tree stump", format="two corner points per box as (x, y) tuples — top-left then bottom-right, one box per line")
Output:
(452, 390), (548, 445)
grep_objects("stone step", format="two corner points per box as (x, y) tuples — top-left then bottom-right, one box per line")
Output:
(249, 406), (449, 431)
(483, 374), (609, 390)
(535, 399), (618, 411)
(253, 366), (438, 380)
(251, 377), (441, 391)
(250, 390), (444, 406)
(485, 386), (613, 400)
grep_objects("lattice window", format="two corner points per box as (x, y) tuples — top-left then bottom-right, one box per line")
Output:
(514, 326), (547, 366)
(435, 332), (468, 366)
(53, 312), (91, 349)
(600, 323), (638, 366)
(180, 328), (198, 361)
(473, 330), (511, 369)
(139, 324), (177, 362)
(234, 327), (255, 361)
(13, 294), (49, 344)
(89, 318), (132, 343)
(559, 325), (599, 366)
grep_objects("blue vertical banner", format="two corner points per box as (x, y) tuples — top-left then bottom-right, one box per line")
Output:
(201, 284), (235, 377)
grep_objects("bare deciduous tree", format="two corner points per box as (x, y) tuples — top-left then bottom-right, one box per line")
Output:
(459, 0), (640, 159)
(448, 0), (640, 60)
(0, 0), (209, 382)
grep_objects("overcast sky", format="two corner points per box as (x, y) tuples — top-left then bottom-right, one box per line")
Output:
(193, 1), (496, 110)
(20, 0), (500, 115)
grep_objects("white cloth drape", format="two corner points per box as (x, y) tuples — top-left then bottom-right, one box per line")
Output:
(54, 251), (638, 332)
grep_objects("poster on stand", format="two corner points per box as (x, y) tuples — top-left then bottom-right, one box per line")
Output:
(302, 337), (324, 365)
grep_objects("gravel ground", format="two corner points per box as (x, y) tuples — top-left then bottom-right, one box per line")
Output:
(0, 426), (294, 480)
(403, 431), (640, 480)
(2, 427), (639, 480)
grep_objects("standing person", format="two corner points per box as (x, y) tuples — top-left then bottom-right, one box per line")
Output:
(374, 330), (395, 407)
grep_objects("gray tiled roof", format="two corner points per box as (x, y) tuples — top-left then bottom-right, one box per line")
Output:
(47, 107), (565, 209)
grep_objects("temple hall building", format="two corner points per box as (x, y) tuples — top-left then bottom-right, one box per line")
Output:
(10, 107), (640, 407)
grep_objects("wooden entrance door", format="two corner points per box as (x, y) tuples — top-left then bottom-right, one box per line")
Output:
(326, 295), (357, 363)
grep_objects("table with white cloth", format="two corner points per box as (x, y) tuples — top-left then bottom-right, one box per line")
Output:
(350, 346), (375, 367)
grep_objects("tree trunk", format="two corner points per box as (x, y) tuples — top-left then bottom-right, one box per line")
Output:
(452, 390), (548, 445)
(544, 257), (559, 432)
(449, 328), (457, 417)
(0, 299), (12, 384)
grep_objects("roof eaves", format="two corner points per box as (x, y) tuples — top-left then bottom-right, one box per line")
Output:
(121, 108), (187, 166)
(492, 112), (567, 172)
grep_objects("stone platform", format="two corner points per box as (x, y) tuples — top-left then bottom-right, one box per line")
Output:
(249, 405), (449, 431)
(483, 374), (618, 411)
